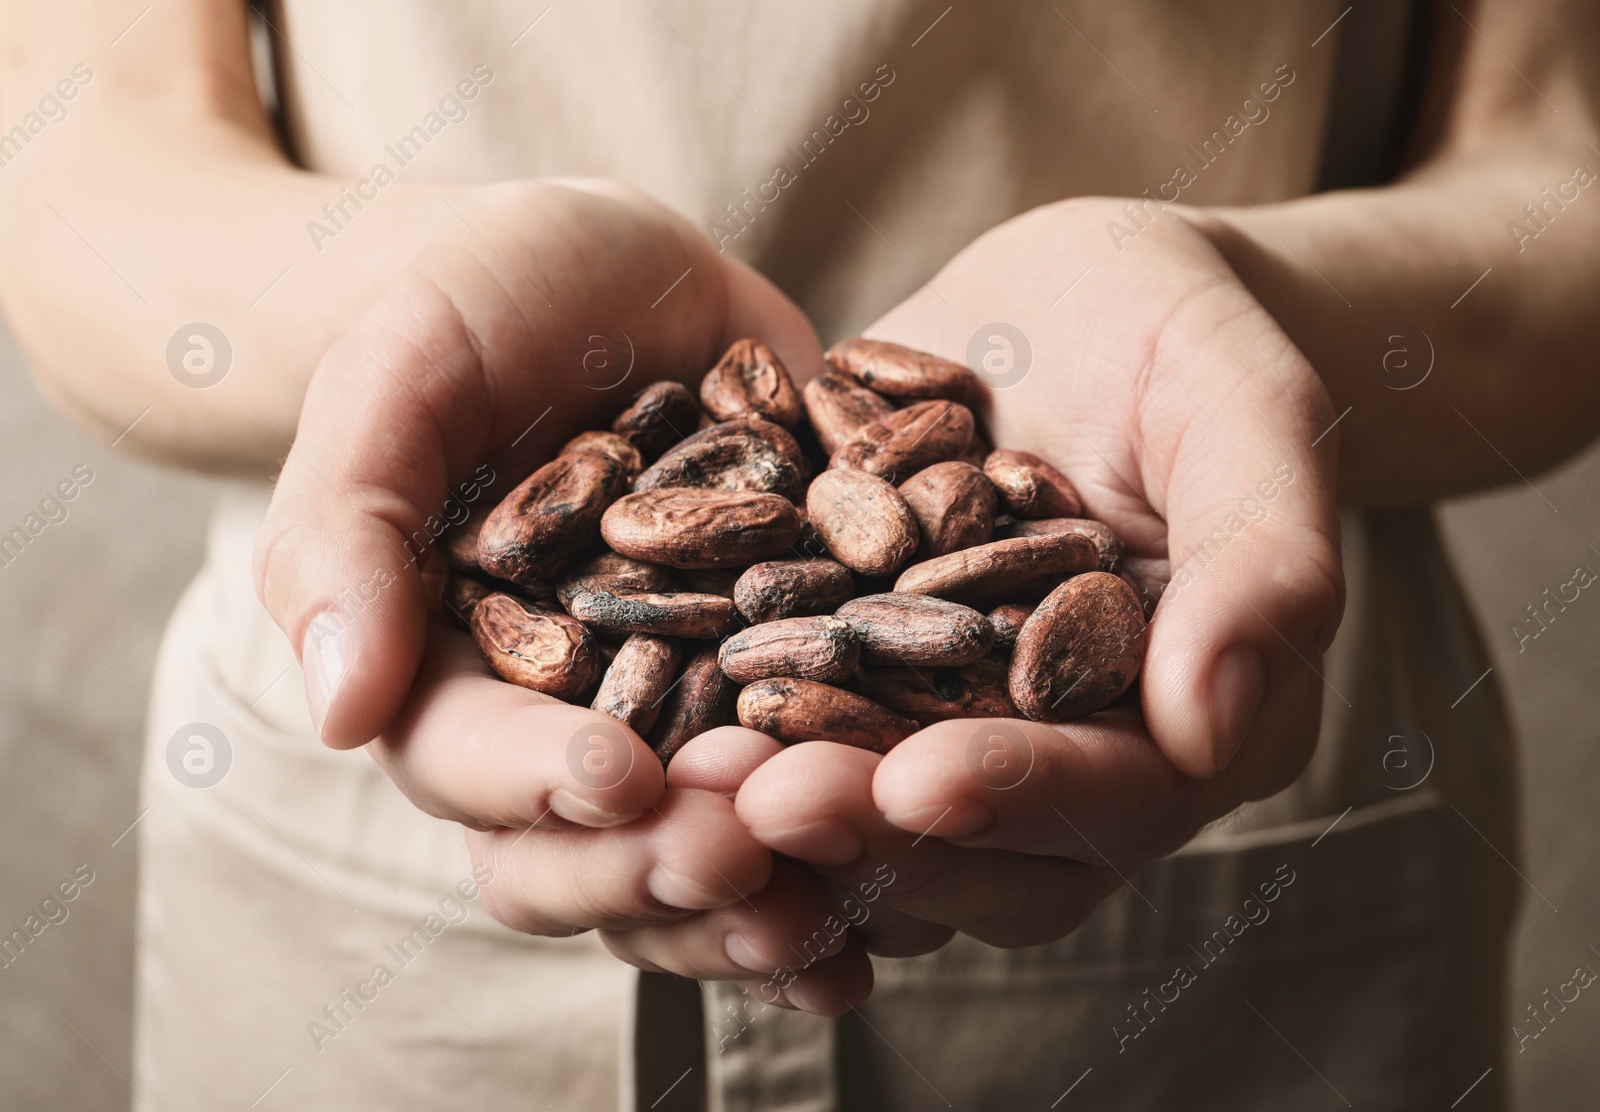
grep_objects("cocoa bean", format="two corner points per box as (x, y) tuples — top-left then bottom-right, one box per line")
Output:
(560, 430), (645, 480)
(602, 489), (804, 569)
(1009, 571), (1146, 721)
(998, 517), (1122, 571)
(718, 616), (860, 684)
(802, 373), (896, 456)
(834, 592), (995, 667)
(611, 380), (701, 459)
(442, 574), (493, 628)
(853, 654), (1018, 722)
(557, 551), (679, 603)
(824, 337), (982, 406)
(700, 338), (802, 428)
(564, 586), (740, 639)
(732, 559), (854, 623)
(830, 400), (974, 481)
(679, 568), (740, 598)
(478, 452), (629, 583)
(470, 592), (603, 701)
(736, 678), (917, 753)
(805, 469), (919, 577)
(897, 461), (997, 557)
(632, 418), (804, 501)
(650, 646), (736, 761)
(442, 515), (485, 575)
(592, 634), (682, 735)
(893, 533), (1099, 602)
(986, 601), (1036, 649)
(984, 449), (1084, 519)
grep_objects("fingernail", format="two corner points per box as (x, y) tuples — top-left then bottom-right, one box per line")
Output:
(724, 932), (777, 974)
(549, 789), (633, 828)
(302, 610), (354, 740)
(1209, 643), (1265, 773)
(749, 817), (863, 866)
(647, 866), (729, 910)
(884, 801), (994, 840)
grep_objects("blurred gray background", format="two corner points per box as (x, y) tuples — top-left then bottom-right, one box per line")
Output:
(1, 320), (1597, 1108)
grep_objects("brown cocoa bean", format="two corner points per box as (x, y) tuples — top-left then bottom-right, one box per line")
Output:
(802, 373), (896, 456)
(984, 449), (1084, 519)
(1010, 571), (1146, 721)
(442, 515), (485, 575)
(679, 568), (740, 598)
(718, 616), (860, 684)
(897, 461), (997, 557)
(736, 678), (917, 754)
(564, 586), (740, 639)
(560, 430), (645, 479)
(986, 601), (1037, 649)
(853, 654), (1018, 722)
(442, 574), (493, 628)
(632, 418), (804, 501)
(834, 592), (995, 667)
(824, 337), (982, 406)
(470, 592), (603, 701)
(805, 469), (919, 577)
(732, 559), (854, 623)
(998, 517), (1122, 571)
(830, 400), (974, 481)
(601, 489), (804, 569)
(893, 533), (1099, 602)
(611, 380), (701, 460)
(478, 452), (629, 583)
(592, 634), (682, 734)
(557, 551), (679, 603)
(650, 646), (736, 761)
(700, 339), (802, 428)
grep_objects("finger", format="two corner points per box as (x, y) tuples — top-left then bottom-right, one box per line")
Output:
(665, 727), (785, 796)
(468, 787), (772, 934)
(255, 183), (820, 748)
(818, 876), (955, 958)
(370, 626), (663, 830)
(597, 860), (845, 979)
(737, 743), (1121, 948)
(732, 934), (878, 1016)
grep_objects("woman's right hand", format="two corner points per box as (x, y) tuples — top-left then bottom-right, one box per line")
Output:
(253, 181), (871, 1012)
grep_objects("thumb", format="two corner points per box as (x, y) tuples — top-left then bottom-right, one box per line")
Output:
(1140, 301), (1346, 780)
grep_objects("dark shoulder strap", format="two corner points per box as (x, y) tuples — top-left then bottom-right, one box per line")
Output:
(1316, 1), (1432, 191)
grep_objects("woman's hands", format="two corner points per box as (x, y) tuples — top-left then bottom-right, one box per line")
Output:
(736, 197), (1346, 951)
(254, 181), (871, 1013)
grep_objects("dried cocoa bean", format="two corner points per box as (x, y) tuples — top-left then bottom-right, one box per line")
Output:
(611, 380), (701, 459)
(679, 568), (740, 598)
(650, 646), (736, 761)
(560, 430), (645, 480)
(898, 461), (997, 557)
(999, 517), (1122, 571)
(442, 515), (485, 574)
(824, 338), (982, 406)
(986, 601), (1036, 649)
(601, 489), (803, 569)
(834, 592), (995, 667)
(805, 469), (919, 577)
(563, 586), (740, 639)
(443, 574), (493, 628)
(592, 634), (682, 735)
(736, 678), (918, 753)
(830, 400), (975, 482)
(718, 616), (860, 684)
(557, 551), (679, 602)
(700, 338), (802, 428)
(802, 373), (896, 456)
(853, 654), (1018, 722)
(1010, 571), (1146, 721)
(893, 533), (1099, 602)
(984, 449), (1084, 519)
(470, 592), (603, 701)
(478, 452), (629, 583)
(632, 418), (804, 501)
(732, 559), (854, 623)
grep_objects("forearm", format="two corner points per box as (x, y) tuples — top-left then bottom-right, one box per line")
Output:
(0, 0), (469, 473)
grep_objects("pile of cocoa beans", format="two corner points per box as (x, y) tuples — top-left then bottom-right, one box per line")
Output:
(442, 338), (1149, 760)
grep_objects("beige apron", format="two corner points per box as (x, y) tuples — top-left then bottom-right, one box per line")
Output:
(134, 3), (1518, 1108)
